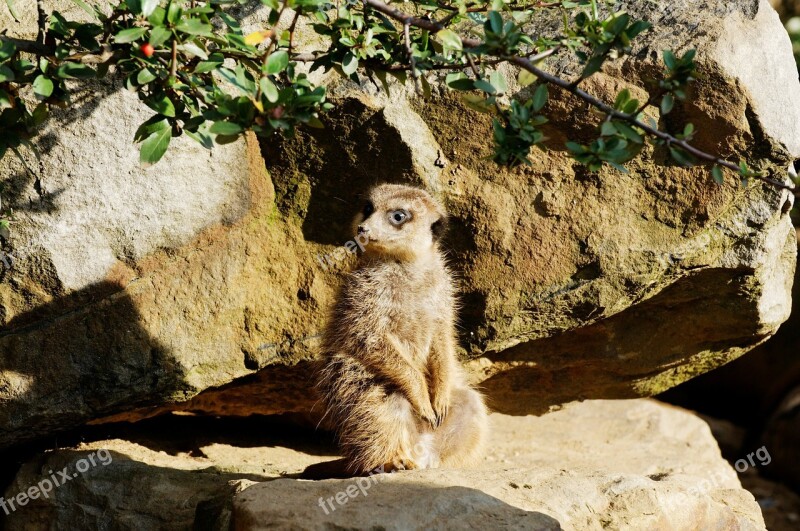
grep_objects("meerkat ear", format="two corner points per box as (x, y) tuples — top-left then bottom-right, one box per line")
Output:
(431, 216), (448, 241)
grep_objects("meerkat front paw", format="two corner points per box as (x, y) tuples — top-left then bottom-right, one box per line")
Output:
(415, 400), (438, 429)
(432, 388), (451, 428)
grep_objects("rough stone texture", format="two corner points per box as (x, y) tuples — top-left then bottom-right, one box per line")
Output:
(232, 400), (765, 531)
(0, 0), (797, 447)
(659, 230), (800, 490)
(3, 400), (766, 530)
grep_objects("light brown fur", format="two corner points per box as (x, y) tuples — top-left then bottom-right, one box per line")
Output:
(312, 184), (488, 476)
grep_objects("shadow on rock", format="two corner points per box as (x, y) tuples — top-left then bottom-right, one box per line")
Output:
(2, 448), (263, 531)
(0, 280), (188, 450)
(234, 480), (563, 530)
(481, 267), (763, 415)
(262, 98), (419, 246)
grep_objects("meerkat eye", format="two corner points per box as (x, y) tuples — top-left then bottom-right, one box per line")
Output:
(362, 201), (374, 217)
(388, 209), (410, 226)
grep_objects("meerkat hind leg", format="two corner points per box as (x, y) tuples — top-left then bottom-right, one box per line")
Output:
(341, 390), (427, 474)
(434, 387), (488, 468)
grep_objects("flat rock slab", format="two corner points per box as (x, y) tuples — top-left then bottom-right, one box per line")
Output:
(233, 400), (765, 530)
(2, 400), (766, 529)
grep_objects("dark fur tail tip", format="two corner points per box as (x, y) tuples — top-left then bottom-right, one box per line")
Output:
(300, 458), (354, 480)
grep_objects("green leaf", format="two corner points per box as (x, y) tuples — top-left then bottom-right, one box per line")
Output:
(474, 79), (496, 94)
(55, 62), (96, 79)
(141, 0), (159, 17)
(489, 70), (507, 94)
(150, 26), (172, 47)
(626, 20), (652, 39)
(176, 19), (214, 36)
(167, 0), (182, 24)
(145, 94), (176, 117)
(0, 65), (14, 83)
(488, 11), (503, 34)
(32, 75), (54, 98)
(663, 49), (677, 70)
(0, 88), (12, 110)
(447, 78), (475, 91)
(518, 69), (537, 87)
(614, 122), (643, 143)
(581, 55), (605, 78)
(126, 0), (142, 14)
(622, 99), (640, 115)
(31, 102), (48, 126)
(436, 29), (462, 51)
(265, 51), (289, 75)
(462, 94), (494, 114)
(209, 121), (243, 135)
(260, 77), (279, 103)
(531, 84), (548, 112)
(195, 59), (223, 73)
(137, 68), (157, 84)
(134, 115), (169, 141)
(219, 11), (242, 34)
(614, 89), (630, 110)
(4, 0), (20, 22)
(601, 121), (617, 136)
(341, 52), (358, 75)
(0, 39), (16, 61)
(661, 93), (674, 115)
(115, 27), (149, 43)
(178, 42), (208, 59)
(669, 146), (694, 167)
(140, 126), (172, 166)
(711, 165), (724, 185)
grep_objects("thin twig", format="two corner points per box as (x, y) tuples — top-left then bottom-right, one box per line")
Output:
(287, 10), (301, 56)
(36, 0), (47, 47)
(170, 38), (178, 80)
(403, 23), (420, 94)
(436, 1), (560, 13)
(0, 36), (52, 55)
(362, 0), (797, 194)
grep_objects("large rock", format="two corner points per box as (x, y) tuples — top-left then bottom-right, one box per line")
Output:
(234, 400), (767, 530)
(0, 0), (797, 446)
(2, 400), (766, 530)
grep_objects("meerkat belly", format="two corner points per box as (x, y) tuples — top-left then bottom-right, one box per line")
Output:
(382, 282), (445, 363)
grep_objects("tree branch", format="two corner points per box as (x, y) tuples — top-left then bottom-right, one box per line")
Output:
(362, 0), (797, 195)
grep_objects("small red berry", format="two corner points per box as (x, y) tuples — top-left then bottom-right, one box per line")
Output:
(140, 43), (154, 58)
(270, 106), (285, 119)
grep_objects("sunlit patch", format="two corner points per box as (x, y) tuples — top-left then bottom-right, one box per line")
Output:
(0, 371), (33, 398)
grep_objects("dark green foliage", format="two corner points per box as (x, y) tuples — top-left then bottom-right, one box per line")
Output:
(0, 0), (776, 193)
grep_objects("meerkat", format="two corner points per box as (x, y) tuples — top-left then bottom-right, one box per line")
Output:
(302, 184), (488, 478)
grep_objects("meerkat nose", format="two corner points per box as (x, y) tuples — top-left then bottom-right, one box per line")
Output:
(357, 225), (369, 235)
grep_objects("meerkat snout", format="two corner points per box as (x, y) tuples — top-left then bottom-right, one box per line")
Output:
(302, 183), (488, 479)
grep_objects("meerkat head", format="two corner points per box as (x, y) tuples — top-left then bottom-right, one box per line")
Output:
(352, 184), (448, 261)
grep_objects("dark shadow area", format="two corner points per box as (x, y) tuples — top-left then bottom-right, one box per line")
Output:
(261, 97), (420, 246)
(1, 448), (268, 531)
(480, 267), (764, 415)
(89, 412), (336, 460)
(0, 281), (188, 500)
(660, 246), (800, 494)
(235, 482), (562, 530)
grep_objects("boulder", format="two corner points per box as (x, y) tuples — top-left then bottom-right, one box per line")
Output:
(2, 400), (766, 530)
(0, 0), (797, 446)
